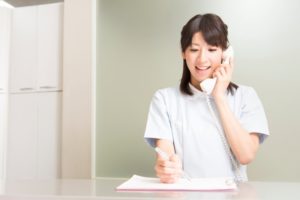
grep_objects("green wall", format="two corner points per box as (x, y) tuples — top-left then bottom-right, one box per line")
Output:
(96, 0), (300, 181)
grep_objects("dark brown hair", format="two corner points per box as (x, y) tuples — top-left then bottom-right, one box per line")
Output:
(180, 13), (238, 95)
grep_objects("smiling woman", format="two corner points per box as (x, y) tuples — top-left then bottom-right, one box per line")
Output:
(144, 13), (269, 183)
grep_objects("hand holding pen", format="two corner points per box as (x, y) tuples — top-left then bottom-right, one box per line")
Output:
(155, 147), (191, 183)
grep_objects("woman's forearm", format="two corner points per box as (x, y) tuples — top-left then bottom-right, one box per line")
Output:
(214, 95), (260, 165)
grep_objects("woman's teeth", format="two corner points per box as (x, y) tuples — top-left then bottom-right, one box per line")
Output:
(196, 66), (211, 70)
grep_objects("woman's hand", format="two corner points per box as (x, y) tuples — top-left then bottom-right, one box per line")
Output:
(155, 154), (182, 183)
(212, 56), (234, 99)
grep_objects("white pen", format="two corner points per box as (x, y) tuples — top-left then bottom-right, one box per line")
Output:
(155, 147), (192, 181)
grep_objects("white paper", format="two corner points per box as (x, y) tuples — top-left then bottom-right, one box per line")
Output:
(116, 175), (237, 191)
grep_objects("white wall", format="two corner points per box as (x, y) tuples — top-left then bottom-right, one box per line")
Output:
(96, 0), (300, 181)
(61, 0), (95, 178)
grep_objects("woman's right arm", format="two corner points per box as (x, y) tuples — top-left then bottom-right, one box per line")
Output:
(155, 139), (182, 183)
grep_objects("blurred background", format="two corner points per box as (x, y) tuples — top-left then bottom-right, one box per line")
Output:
(96, 0), (300, 181)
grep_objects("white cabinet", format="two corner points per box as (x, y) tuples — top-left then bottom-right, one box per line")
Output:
(0, 7), (11, 92)
(9, 3), (63, 93)
(6, 92), (61, 179)
(37, 92), (61, 178)
(37, 4), (63, 91)
(6, 94), (38, 179)
(1, 3), (63, 180)
(10, 6), (37, 93)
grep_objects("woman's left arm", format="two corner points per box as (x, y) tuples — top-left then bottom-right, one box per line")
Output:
(212, 57), (259, 165)
(214, 96), (259, 165)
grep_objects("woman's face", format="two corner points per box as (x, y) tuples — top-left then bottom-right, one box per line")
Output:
(182, 32), (223, 89)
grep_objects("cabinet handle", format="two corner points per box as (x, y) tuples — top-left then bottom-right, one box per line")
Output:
(40, 86), (57, 89)
(20, 88), (34, 91)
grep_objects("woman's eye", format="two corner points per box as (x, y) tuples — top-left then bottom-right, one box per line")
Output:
(190, 48), (198, 52)
(208, 48), (217, 52)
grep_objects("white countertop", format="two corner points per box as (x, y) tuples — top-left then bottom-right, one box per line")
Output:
(1, 178), (300, 200)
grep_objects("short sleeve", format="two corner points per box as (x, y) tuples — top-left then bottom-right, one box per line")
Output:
(144, 90), (173, 147)
(239, 87), (270, 143)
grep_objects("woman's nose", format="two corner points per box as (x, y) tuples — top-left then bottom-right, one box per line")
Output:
(196, 50), (207, 63)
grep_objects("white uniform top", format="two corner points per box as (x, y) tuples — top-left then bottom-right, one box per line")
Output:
(144, 84), (269, 179)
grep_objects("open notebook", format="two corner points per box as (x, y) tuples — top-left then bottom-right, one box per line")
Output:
(116, 175), (237, 191)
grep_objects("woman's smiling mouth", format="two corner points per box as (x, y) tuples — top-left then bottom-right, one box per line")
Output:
(196, 66), (211, 71)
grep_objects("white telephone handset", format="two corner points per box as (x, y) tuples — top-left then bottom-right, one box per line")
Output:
(200, 46), (234, 94)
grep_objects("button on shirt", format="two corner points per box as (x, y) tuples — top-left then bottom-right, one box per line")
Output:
(144, 84), (269, 179)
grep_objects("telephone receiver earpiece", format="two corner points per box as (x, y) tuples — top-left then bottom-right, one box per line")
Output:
(200, 46), (234, 94)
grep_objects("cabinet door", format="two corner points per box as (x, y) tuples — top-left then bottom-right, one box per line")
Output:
(10, 7), (37, 93)
(37, 92), (61, 179)
(7, 93), (38, 179)
(0, 7), (11, 92)
(37, 3), (63, 91)
(0, 94), (7, 179)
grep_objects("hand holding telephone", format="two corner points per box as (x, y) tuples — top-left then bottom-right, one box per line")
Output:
(200, 46), (234, 94)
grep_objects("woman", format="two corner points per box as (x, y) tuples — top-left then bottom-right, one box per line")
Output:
(144, 13), (269, 183)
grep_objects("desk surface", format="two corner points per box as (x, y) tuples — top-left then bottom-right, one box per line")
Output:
(1, 178), (300, 200)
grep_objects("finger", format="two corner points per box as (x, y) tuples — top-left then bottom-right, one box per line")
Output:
(219, 67), (226, 76)
(157, 172), (179, 183)
(223, 62), (234, 78)
(225, 57), (234, 72)
(225, 65), (231, 74)
(159, 172), (181, 181)
(155, 164), (180, 176)
(214, 70), (222, 79)
(168, 155), (184, 177)
(156, 157), (181, 181)
(158, 171), (180, 179)
(157, 154), (181, 169)
(157, 159), (179, 169)
(156, 163), (172, 176)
